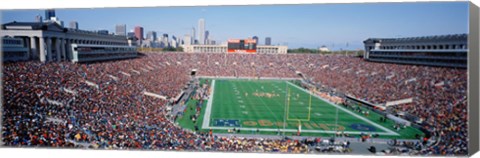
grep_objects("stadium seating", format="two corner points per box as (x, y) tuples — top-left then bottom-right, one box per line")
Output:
(2, 52), (467, 155)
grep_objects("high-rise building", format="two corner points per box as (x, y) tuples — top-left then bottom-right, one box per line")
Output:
(191, 27), (196, 44)
(205, 30), (209, 44)
(43, 9), (63, 27)
(45, 9), (55, 20)
(183, 35), (192, 46)
(69, 21), (78, 30)
(115, 24), (127, 36)
(134, 26), (144, 40)
(35, 15), (43, 23)
(127, 32), (136, 40)
(253, 36), (259, 44)
(198, 18), (205, 45)
(146, 31), (157, 41)
(161, 34), (169, 48)
(171, 36), (178, 48)
(265, 37), (272, 45)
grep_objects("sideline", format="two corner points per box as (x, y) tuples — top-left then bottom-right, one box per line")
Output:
(201, 80), (215, 129)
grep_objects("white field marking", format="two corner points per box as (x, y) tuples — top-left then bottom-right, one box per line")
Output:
(240, 105), (246, 108)
(242, 111), (249, 115)
(202, 80), (215, 129)
(315, 113), (322, 116)
(206, 126), (397, 135)
(238, 100), (244, 103)
(286, 81), (399, 136)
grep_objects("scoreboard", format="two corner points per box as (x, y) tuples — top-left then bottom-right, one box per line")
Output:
(227, 39), (257, 53)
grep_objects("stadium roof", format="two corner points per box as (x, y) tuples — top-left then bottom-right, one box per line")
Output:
(363, 34), (468, 43)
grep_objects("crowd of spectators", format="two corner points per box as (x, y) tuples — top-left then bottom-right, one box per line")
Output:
(2, 52), (467, 156)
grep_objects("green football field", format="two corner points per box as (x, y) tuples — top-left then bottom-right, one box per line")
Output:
(179, 78), (424, 139)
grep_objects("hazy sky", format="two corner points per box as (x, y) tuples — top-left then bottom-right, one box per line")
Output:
(1, 2), (469, 49)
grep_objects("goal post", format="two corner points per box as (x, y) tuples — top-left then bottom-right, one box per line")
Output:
(286, 85), (312, 122)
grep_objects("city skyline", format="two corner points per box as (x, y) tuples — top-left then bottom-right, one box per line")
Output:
(1, 2), (468, 49)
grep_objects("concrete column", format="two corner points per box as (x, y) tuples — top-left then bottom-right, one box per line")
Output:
(60, 39), (66, 61)
(55, 38), (61, 62)
(24, 37), (31, 60)
(30, 37), (38, 60)
(39, 37), (46, 62)
(47, 37), (53, 62)
(66, 39), (71, 60)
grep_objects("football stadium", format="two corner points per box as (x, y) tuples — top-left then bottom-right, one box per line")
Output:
(1, 49), (468, 156)
(0, 8), (470, 157)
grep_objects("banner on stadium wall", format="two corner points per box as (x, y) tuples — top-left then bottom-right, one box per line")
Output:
(385, 98), (413, 107)
(143, 91), (167, 100)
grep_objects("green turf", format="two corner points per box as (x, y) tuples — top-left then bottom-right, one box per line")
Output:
(178, 78), (424, 139)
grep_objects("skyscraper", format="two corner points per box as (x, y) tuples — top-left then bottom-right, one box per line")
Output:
(115, 24), (127, 36)
(161, 34), (169, 48)
(183, 35), (192, 46)
(171, 36), (178, 48)
(134, 26), (144, 40)
(45, 9), (55, 20)
(198, 18), (205, 45)
(265, 37), (272, 45)
(146, 31), (157, 41)
(69, 21), (78, 30)
(191, 27), (196, 44)
(205, 30), (209, 44)
(253, 36), (259, 44)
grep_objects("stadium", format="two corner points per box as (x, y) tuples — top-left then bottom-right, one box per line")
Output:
(0, 10), (469, 156)
(2, 48), (468, 155)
